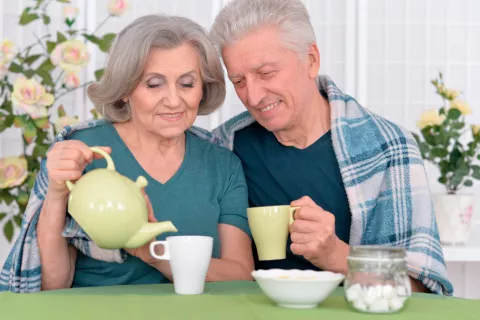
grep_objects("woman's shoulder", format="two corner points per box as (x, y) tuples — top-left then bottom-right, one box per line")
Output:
(188, 132), (241, 166)
(67, 119), (113, 146)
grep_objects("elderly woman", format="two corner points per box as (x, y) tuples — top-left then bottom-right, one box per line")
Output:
(36, 14), (253, 290)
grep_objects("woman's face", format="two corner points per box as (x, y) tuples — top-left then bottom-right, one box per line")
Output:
(126, 43), (203, 140)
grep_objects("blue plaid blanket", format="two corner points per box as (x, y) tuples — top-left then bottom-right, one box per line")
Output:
(0, 75), (453, 295)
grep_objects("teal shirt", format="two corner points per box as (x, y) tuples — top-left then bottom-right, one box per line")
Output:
(70, 122), (250, 287)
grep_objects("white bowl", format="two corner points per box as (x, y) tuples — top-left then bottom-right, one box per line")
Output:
(252, 269), (345, 309)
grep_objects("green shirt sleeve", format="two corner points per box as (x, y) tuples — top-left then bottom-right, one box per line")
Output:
(218, 156), (251, 238)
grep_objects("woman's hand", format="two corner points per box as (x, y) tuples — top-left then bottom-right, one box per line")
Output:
(46, 141), (111, 199)
(125, 190), (160, 265)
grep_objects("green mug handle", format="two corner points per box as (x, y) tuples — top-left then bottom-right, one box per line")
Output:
(289, 206), (300, 225)
(65, 147), (115, 191)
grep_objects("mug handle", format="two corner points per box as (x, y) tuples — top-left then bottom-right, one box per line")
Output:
(65, 147), (115, 191)
(149, 241), (170, 260)
(289, 207), (300, 225)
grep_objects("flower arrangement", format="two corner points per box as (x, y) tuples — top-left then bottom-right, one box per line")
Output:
(413, 72), (480, 194)
(0, 0), (129, 242)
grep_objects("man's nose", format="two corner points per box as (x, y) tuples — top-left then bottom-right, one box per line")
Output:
(245, 78), (267, 108)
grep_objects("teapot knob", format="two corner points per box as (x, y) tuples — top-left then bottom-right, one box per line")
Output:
(135, 176), (148, 189)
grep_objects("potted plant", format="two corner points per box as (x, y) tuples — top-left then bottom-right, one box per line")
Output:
(0, 0), (128, 244)
(413, 72), (479, 245)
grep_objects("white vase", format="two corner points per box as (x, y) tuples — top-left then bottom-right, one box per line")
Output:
(432, 193), (474, 245)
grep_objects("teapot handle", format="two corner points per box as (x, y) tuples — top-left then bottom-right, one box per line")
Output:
(65, 147), (116, 191)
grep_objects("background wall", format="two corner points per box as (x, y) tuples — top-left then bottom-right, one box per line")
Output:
(0, 0), (479, 298)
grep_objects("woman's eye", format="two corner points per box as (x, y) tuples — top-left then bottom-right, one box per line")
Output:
(181, 82), (194, 88)
(147, 81), (163, 88)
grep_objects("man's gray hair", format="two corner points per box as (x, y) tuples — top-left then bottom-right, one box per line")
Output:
(210, 0), (316, 57)
(88, 14), (226, 122)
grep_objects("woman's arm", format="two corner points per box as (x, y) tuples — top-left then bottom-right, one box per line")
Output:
(37, 191), (77, 290)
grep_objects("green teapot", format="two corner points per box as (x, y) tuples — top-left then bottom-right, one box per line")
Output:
(65, 147), (177, 249)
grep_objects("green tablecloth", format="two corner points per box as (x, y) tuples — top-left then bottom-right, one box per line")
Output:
(1, 281), (479, 319)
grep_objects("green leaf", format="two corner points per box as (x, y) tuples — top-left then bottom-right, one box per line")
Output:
(0, 213), (6, 222)
(47, 41), (57, 54)
(66, 29), (77, 36)
(4, 220), (14, 242)
(450, 173), (464, 189)
(1, 191), (15, 205)
(37, 59), (55, 72)
(14, 115), (29, 128)
(23, 70), (35, 78)
(451, 122), (465, 130)
(57, 31), (67, 43)
(431, 147), (448, 158)
(26, 173), (37, 189)
(19, 11), (39, 25)
(57, 105), (66, 117)
(448, 108), (461, 121)
(83, 33), (101, 44)
(65, 18), (75, 28)
(13, 215), (23, 228)
(36, 69), (54, 87)
(42, 14), (51, 25)
(23, 121), (37, 144)
(438, 176), (447, 184)
(464, 179), (473, 187)
(0, 115), (14, 133)
(8, 62), (23, 73)
(33, 117), (50, 129)
(33, 143), (50, 158)
(24, 54), (42, 65)
(56, 0), (70, 2)
(472, 170), (480, 180)
(94, 69), (104, 81)
(99, 33), (116, 52)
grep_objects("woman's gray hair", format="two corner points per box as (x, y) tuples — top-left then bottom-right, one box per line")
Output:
(88, 14), (226, 122)
(210, 0), (316, 58)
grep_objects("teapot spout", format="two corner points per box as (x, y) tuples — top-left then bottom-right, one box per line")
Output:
(124, 221), (178, 248)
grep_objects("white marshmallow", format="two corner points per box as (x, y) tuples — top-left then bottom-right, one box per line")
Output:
(389, 297), (406, 312)
(346, 284), (362, 302)
(382, 284), (394, 299)
(363, 286), (380, 306)
(353, 298), (368, 312)
(369, 299), (390, 313)
(396, 285), (408, 297)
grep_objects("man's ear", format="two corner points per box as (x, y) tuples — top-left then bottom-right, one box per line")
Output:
(307, 43), (320, 79)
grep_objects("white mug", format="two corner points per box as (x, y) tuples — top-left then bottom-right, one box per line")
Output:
(149, 235), (213, 295)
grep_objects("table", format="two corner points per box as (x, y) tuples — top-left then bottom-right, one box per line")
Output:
(1, 281), (479, 319)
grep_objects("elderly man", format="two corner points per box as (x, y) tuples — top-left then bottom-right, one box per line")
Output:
(207, 0), (452, 295)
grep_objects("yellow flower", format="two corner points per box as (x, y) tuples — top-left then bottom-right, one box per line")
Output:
(417, 109), (446, 129)
(62, 5), (79, 20)
(55, 115), (79, 132)
(0, 156), (28, 189)
(438, 84), (460, 100)
(108, 0), (129, 16)
(11, 76), (54, 119)
(64, 72), (80, 89)
(471, 125), (480, 136)
(50, 40), (89, 72)
(449, 100), (471, 115)
(0, 39), (16, 62)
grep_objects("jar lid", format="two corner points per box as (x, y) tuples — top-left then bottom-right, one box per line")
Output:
(348, 245), (406, 262)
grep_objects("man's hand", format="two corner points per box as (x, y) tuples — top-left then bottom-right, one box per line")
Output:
(289, 196), (349, 274)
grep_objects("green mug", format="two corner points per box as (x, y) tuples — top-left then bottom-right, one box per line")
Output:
(247, 205), (299, 261)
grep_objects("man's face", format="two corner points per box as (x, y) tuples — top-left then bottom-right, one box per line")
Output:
(222, 26), (319, 133)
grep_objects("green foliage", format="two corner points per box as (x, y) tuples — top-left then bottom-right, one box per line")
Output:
(413, 72), (480, 194)
(0, 0), (122, 242)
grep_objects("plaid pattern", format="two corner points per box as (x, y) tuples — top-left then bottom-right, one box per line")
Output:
(1, 75), (453, 295)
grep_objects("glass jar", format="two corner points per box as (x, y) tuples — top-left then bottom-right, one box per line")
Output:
(344, 245), (411, 314)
